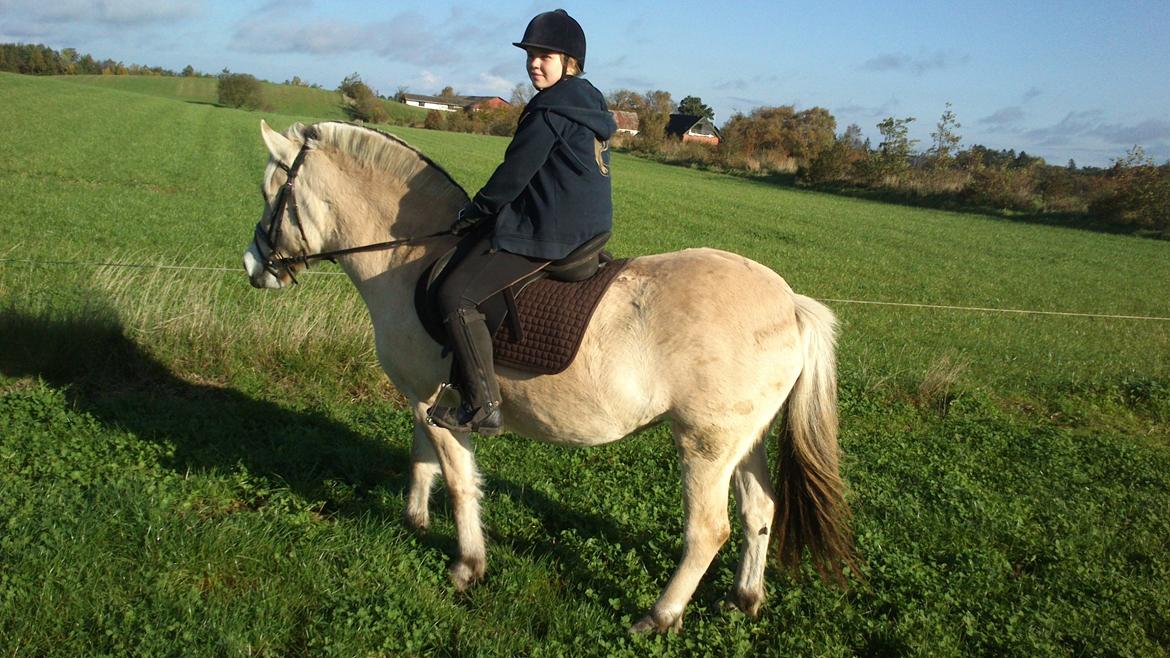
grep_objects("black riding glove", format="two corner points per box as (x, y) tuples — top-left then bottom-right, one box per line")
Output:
(451, 202), (489, 236)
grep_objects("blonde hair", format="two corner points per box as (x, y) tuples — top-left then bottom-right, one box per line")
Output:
(563, 55), (581, 76)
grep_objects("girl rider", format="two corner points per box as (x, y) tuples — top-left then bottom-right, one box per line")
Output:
(428, 9), (617, 434)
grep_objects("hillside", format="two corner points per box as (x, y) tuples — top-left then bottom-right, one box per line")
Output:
(2, 71), (1168, 656)
(55, 73), (428, 124)
(6, 70), (1170, 387)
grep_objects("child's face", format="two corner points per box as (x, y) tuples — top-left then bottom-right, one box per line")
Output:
(526, 48), (564, 90)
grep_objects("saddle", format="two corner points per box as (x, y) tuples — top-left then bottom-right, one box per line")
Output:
(414, 231), (629, 375)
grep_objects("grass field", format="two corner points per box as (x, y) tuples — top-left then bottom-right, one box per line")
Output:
(56, 74), (429, 125)
(2, 71), (1169, 656)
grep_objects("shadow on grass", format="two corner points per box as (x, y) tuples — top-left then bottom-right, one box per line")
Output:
(0, 304), (412, 510)
(0, 305), (671, 608)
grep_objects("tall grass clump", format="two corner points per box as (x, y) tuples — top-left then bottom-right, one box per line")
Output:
(0, 255), (395, 404)
(916, 354), (970, 415)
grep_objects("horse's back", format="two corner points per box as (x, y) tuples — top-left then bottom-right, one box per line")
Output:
(499, 247), (808, 444)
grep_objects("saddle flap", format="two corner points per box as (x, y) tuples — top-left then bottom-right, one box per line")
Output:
(493, 258), (629, 375)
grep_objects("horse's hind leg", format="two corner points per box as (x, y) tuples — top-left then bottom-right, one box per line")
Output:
(729, 439), (776, 618)
(630, 427), (738, 634)
(410, 400), (487, 590)
(404, 410), (442, 531)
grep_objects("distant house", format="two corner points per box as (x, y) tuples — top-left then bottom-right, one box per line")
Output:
(666, 114), (721, 145)
(462, 95), (510, 111)
(401, 93), (510, 112)
(611, 110), (639, 136)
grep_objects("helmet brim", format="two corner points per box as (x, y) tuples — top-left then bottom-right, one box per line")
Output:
(513, 41), (562, 52)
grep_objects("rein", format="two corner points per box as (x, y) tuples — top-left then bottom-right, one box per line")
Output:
(252, 133), (453, 284)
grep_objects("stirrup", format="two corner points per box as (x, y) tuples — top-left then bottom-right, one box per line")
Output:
(428, 403), (502, 436)
(426, 384), (502, 435)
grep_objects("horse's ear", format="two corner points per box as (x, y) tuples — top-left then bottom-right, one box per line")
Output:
(260, 119), (298, 165)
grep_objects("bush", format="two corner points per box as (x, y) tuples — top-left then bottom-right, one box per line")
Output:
(802, 139), (860, 184)
(336, 73), (388, 124)
(961, 167), (1041, 212)
(628, 113), (666, 153)
(1088, 147), (1170, 233)
(350, 91), (388, 124)
(477, 106), (522, 136)
(216, 71), (264, 110)
(423, 111), (446, 130)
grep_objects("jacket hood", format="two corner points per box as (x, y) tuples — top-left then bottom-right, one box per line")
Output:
(525, 76), (616, 140)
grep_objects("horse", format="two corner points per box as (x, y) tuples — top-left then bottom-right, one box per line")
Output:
(242, 120), (855, 633)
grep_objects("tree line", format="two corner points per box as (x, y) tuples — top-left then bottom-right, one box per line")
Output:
(603, 88), (1168, 236)
(7, 43), (1163, 235)
(0, 42), (203, 77)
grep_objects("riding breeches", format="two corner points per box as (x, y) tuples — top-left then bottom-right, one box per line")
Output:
(435, 235), (549, 319)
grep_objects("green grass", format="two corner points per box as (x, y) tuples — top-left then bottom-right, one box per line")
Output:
(2, 71), (1169, 656)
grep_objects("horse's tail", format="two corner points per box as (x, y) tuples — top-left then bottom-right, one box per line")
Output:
(774, 294), (857, 583)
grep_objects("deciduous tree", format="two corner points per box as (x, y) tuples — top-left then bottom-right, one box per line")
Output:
(678, 95), (714, 121)
(876, 116), (918, 174)
(928, 102), (962, 167)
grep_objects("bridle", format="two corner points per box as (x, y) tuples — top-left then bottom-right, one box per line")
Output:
(251, 130), (453, 285)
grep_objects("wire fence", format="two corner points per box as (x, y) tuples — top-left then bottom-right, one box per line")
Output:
(4, 257), (1170, 322)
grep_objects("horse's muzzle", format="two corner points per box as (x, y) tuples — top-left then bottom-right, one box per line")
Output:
(243, 244), (282, 289)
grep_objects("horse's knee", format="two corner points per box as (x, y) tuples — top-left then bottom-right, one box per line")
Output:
(712, 520), (732, 545)
(683, 517), (731, 558)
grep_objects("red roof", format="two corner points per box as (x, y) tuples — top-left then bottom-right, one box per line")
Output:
(612, 110), (639, 131)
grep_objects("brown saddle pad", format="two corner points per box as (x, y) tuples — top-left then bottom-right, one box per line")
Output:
(493, 259), (629, 375)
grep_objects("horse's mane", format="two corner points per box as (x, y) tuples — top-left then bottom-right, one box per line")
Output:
(294, 121), (469, 206)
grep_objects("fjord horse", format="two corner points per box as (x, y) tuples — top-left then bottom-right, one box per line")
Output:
(243, 120), (854, 632)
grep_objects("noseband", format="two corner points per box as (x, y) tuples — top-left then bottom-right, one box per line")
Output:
(251, 128), (454, 285)
(252, 136), (315, 283)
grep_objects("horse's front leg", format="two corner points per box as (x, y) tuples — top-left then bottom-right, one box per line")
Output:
(404, 408), (442, 531)
(410, 400), (487, 590)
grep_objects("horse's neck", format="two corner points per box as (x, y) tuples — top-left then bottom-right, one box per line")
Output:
(327, 167), (458, 284)
(323, 164), (460, 375)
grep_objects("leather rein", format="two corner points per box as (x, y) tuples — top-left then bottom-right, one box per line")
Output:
(252, 135), (453, 284)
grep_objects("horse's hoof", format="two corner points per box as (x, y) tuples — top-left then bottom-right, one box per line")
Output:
(448, 557), (485, 592)
(402, 508), (429, 532)
(628, 610), (682, 634)
(720, 591), (763, 619)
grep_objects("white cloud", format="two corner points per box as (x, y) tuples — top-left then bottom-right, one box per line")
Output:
(229, 7), (517, 68)
(1, 0), (202, 25)
(1020, 111), (1170, 152)
(1092, 119), (1170, 145)
(861, 50), (970, 75)
(835, 98), (900, 119)
(477, 72), (516, 96)
(980, 106), (1026, 128)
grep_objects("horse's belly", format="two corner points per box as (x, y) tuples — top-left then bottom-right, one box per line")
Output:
(499, 357), (666, 446)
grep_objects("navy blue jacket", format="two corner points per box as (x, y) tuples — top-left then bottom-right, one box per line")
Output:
(470, 76), (617, 260)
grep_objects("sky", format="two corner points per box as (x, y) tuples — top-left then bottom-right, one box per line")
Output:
(2, 0), (1168, 167)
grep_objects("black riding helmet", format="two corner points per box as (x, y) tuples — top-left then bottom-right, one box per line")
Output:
(512, 9), (586, 72)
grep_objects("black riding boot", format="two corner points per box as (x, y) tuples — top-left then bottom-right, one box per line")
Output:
(427, 308), (503, 435)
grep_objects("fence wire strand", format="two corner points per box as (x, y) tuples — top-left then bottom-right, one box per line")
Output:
(3, 257), (1169, 322)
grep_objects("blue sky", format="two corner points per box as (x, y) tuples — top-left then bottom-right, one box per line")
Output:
(3, 0), (1167, 166)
